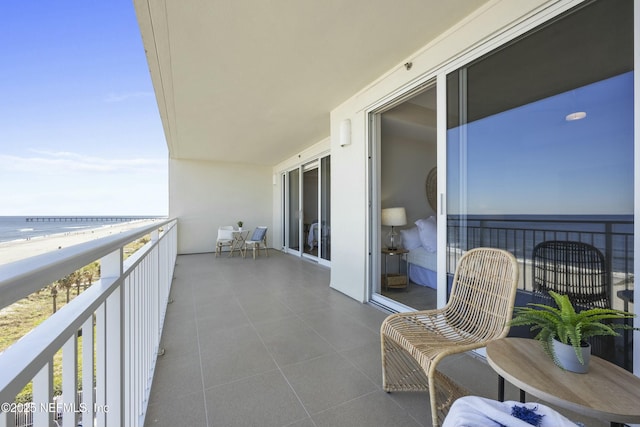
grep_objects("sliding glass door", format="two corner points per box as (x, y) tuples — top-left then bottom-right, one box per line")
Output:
(446, 0), (634, 369)
(319, 156), (331, 263)
(369, 82), (438, 312)
(283, 155), (331, 265)
(287, 168), (301, 254)
(302, 162), (319, 260)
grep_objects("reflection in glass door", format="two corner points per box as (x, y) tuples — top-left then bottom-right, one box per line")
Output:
(446, 0), (633, 369)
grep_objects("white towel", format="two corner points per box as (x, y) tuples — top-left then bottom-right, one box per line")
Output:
(443, 396), (582, 427)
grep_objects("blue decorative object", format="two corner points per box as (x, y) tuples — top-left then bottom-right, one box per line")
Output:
(511, 405), (544, 426)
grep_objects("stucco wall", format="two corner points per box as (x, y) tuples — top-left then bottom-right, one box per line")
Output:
(170, 158), (272, 255)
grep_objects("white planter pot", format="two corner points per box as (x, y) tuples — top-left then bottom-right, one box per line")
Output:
(552, 339), (591, 373)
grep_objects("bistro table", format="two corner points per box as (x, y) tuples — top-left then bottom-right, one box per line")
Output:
(486, 338), (640, 427)
(230, 230), (249, 256)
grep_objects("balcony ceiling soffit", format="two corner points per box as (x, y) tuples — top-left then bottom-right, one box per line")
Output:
(136, 0), (489, 165)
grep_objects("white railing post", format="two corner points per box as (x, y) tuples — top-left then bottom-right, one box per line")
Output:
(62, 335), (78, 427)
(101, 249), (123, 427)
(0, 409), (15, 427)
(95, 303), (106, 427)
(32, 361), (53, 427)
(81, 316), (94, 426)
(123, 274), (132, 427)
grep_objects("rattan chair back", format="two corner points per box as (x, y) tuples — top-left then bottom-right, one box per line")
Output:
(532, 240), (610, 309)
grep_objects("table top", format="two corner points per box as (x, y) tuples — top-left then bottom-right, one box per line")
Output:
(486, 338), (640, 423)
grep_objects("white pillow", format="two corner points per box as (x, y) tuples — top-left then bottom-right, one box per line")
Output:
(415, 216), (437, 252)
(399, 227), (421, 250)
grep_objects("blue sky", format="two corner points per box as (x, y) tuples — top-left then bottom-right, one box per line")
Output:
(447, 72), (634, 215)
(0, 1), (168, 216)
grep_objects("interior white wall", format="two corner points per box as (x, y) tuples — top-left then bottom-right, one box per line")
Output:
(381, 132), (436, 224)
(170, 158), (272, 255)
(329, 0), (558, 302)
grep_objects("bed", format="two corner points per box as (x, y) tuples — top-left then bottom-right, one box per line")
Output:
(400, 216), (437, 289)
(406, 246), (437, 288)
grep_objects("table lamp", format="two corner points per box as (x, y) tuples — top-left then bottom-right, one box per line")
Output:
(381, 207), (407, 250)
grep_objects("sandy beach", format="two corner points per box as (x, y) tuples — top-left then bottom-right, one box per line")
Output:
(0, 219), (163, 265)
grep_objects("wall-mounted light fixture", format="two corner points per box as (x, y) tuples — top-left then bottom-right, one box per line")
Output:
(340, 119), (351, 147)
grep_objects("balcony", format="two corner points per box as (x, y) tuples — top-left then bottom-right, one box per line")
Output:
(0, 222), (608, 426)
(144, 251), (605, 427)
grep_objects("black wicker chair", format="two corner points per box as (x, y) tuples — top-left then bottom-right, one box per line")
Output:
(532, 240), (613, 361)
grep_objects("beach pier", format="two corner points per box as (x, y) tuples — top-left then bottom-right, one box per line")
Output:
(25, 216), (151, 222)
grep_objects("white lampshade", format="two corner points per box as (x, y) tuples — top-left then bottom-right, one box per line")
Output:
(381, 207), (407, 227)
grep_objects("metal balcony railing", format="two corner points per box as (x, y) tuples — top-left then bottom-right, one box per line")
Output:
(0, 219), (177, 427)
(446, 215), (634, 297)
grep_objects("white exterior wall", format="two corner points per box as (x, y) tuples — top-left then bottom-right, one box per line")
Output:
(170, 158), (272, 254)
(328, 0), (568, 302)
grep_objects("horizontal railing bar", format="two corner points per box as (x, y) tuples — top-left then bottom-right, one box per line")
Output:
(0, 218), (173, 310)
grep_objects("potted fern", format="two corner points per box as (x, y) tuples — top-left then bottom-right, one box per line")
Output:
(237, 221), (243, 231)
(509, 291), (637, 373)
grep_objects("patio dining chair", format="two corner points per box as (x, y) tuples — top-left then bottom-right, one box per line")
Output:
(215, 225), (235, 257)
(532, 240), (613, 360)
(532, 240), (610, 309)
(381, 247), (519, 427)
(242, 226), (268, 259)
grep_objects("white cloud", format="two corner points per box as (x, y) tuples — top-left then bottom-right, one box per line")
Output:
(0, 150), (166, 175)
(0, 150), (168, 215)
(104, 91), (155, 103)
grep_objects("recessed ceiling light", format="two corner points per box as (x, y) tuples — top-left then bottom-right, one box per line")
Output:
(565, 111), (587, 121)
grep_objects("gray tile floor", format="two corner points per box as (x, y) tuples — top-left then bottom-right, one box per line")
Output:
(144, 251), (606, 427)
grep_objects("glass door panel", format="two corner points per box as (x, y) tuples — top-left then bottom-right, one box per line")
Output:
(446, 0), (633, 369)
(288, 168), (300, 253)
(302, 164), (319, 259)
(320, 156), (331, 262)
(283, 156), (331, 263)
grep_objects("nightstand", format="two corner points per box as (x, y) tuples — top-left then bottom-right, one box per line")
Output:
(382, 248), (409, 291)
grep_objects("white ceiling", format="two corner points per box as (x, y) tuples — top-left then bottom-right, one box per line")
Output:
(134, 0), (489, 166)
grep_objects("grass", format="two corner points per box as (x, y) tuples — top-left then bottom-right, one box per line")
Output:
(0, 236), (150, 403)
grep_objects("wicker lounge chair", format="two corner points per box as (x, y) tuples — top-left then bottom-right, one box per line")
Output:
(380, 247), (519, 427)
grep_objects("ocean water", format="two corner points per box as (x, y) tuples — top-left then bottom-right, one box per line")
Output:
(0, 216), (161, 244)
